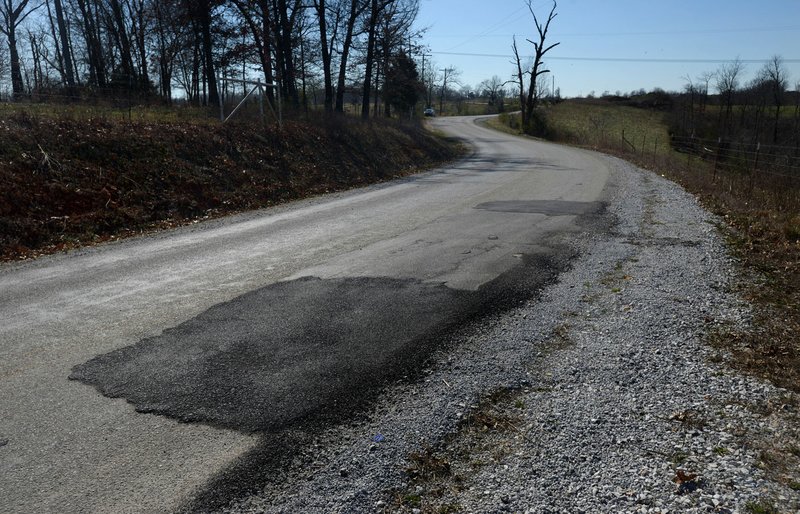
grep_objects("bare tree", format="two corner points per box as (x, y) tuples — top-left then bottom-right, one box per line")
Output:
(697, 70), (713, 112)
(523, 0), (558, 132)
(715, 58), (744, 137)
(437, 65), (457, 114)
(0, 0), (43, 98)
(534, 70), (549, 101)
(191, 0), (221, 105)
(0, 32), (8, 87)
(360, 0), (394, 119)
(682, 74), (697, 132)
(511, 35), (525, 119)
(760, 55), (788, 143)
(334, 0), (367, 112)
(794, 80), (800, 149)
(230, 0), (276, 102)
(0, 0), (425, 112)
(479, 74), (503, 106)
(72, 0), (108, 88)
(273, 0), (305, 107)
(312, 0), (340, 112)
(43, 0), (74, 87)
(152, 0), (189, 101)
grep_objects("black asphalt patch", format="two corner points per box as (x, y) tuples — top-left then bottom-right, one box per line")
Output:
(475, 200), (605, 216)
(70, 250), (569, 434)
(70, 248), (578, 511)
(70, 276), (481, 432)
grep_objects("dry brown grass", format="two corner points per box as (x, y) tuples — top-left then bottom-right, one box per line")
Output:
(0, 110), (462, 261)
(494, 100), (800, 395)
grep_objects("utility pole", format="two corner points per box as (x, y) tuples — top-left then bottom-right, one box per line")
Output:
(421, 51), (430, 106)
(439, 67), (455, 114)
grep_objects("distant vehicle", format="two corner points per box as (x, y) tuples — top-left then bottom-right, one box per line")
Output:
(423, 107), (435, 117)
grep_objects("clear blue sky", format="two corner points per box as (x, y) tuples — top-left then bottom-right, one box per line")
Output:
(414, 0), (800, 97)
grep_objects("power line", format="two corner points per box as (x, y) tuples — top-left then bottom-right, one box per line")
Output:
(429, 25), (800, 39)
(430, 51), (800, 64)
(442, 6), (527, 52)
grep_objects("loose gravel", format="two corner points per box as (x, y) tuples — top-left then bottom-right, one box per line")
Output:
(219, 156), (800, 513)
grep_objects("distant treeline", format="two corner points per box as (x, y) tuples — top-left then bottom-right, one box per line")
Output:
(575, 57), (799, 148)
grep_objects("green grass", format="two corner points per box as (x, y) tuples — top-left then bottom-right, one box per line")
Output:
(484, 113), (522, 135)
(546, 100), (672, 159)
(671, 451), (689, 465)
(426, 100), (501, 117)
(745, 500), (780, 514)
(713, 446), (730, 456)
(0, 101), (219, 124)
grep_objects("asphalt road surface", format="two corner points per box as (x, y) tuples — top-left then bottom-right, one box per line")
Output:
(0, 115), (611, 512)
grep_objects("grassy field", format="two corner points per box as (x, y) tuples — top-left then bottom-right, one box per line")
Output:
(0, 100), (223, 124)
(425, 100), (499, 117)
(490, 101), (673, 157)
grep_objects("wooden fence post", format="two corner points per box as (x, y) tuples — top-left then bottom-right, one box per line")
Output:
(749, 142), (761, 195)
(653, 137), (658, 164)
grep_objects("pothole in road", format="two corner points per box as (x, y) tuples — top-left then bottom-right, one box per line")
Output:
(475, 200), (605, 216)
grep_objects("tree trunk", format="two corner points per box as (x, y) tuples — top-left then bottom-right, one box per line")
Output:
(314, 0), (333, 111)
(373, 63), (380, 116)
(260, 3), (274, 102)
(232, 0), (275, 103)
(361, 0), (378, 119)
(133, 0), (149, 87)
(274, 0), (300, 107)
(198, 1), (219, 106)
(512, 37), (526, 127)
(76, 0), (106, 87)
(524, 1), (559, 133)
(334, 0), (361, 113)
(107, 0), (136, 83)
(51, 0), (75, 87)
(8, 29), (23, 98)
(29, 33), (41, 93)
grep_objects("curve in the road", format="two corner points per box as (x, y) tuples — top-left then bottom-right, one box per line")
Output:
(0, 115), (614, 513)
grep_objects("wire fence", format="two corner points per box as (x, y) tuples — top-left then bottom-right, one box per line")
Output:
(612, 128), (800, 204)
(670, 136), (800, 181)
(668, 137), (800, 208)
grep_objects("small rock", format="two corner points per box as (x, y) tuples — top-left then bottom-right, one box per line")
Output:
(339, 468), (348, 477)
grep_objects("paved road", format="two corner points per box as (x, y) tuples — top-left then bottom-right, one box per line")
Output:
(0, 116), (611, 512)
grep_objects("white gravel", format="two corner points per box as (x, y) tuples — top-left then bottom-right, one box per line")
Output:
(222, 156), (800, 513)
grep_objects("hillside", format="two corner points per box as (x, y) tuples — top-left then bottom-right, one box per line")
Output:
(0, 112), (461, 260)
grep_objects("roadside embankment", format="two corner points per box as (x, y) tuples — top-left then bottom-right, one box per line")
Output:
(0, 112), (461, 260)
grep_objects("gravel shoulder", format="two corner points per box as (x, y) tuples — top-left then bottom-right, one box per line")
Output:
(215, 154), (799, 513)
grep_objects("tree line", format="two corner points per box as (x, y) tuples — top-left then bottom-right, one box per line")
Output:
(676, 56), (799, 146)
(0, 0), (427, 118)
